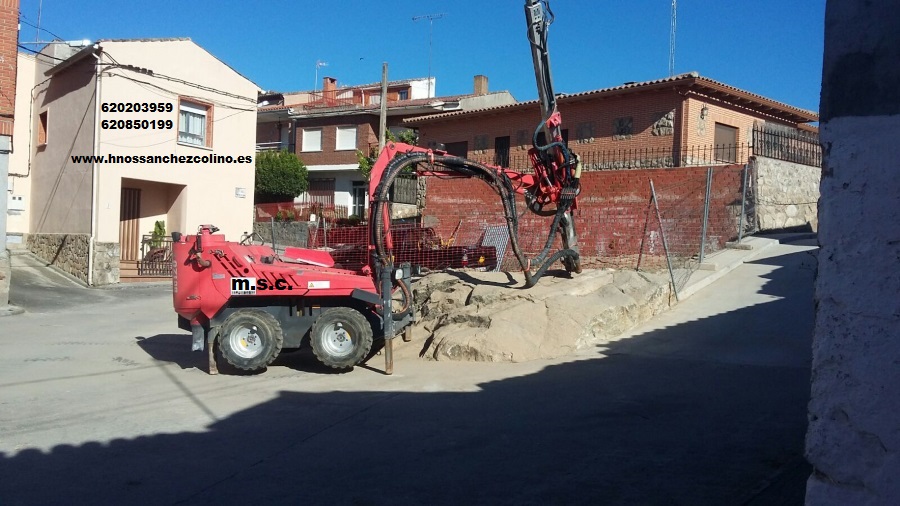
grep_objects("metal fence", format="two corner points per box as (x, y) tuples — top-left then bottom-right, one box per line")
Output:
(752, 125), (821, 167)
(138, 235), (173, 276)
(248, 164), (759, 296)
(255, 202), (349, 222)
(467, 143), (752, 172)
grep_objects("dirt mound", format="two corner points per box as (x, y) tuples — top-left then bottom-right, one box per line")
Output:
(397, 268), (674, 362)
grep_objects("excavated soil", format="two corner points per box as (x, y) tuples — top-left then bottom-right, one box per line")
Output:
(393, 268), (675, 362)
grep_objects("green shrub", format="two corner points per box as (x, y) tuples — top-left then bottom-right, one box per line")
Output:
(255, 150), (308, 203)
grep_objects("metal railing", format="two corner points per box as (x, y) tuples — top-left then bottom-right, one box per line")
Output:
(138, 235), (173, 276)
(752, 125), (821, 167)
(466, 144), (753, 171)
(255, 202), (350, 222)
(255, 141), (295, 153)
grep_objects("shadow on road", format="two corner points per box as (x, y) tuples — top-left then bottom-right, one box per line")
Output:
(0, 247), (815, 505)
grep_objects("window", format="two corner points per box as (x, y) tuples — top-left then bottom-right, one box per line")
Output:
(302, 128), (322, 152)
(178, 100), (212, 147)
(714, 123), (738, 162)
(494, 136), (510, 167)
(351, 181), (367, 218)
(445, 141), (468, 158)
(335, 126), (357, 151)
(613, 117), (633, 139)
(38, 110), (48, 145)
(398, 89), (409, 100)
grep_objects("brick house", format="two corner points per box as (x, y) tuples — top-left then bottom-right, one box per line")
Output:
(405, 72), (819, 170)
(256, 75), (515, 218)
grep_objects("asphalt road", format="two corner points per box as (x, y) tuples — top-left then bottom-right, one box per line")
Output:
(0, 239), (817, 505)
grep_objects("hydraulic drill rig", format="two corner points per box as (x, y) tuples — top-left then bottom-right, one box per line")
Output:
(171, 0), (582, 375)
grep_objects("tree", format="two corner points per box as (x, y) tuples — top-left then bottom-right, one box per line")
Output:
(254, 150), (308, 203)
(356, 128), (418, 180)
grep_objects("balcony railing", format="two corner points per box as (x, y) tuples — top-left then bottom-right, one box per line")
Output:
(256, 141), (295, 153)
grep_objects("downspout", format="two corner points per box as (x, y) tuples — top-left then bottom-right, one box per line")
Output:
(88, 46), (102, 286)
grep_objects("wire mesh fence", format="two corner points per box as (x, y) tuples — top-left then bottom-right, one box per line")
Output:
(250, 164), (756, 294)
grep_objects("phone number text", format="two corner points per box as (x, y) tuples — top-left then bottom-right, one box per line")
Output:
(101, 102), (174, 113)
(101, 119), (174, 130)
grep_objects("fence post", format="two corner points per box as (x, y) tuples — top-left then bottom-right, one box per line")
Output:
(738, 164), (750, 243)
(699, 167), (713, 264)
(650, 179), (679, 302)
(270, 217), (276, 252)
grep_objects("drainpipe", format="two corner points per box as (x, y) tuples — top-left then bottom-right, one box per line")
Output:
(88, 46), (102, 286)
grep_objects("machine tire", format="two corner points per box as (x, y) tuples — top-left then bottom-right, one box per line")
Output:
(310, 307), (373, 370)
(219, 309), (283, 372)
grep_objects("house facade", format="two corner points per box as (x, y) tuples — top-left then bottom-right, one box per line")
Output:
(406, 72), (818, 170)
(256, 75), (515, 218)
(0, 0), (19, 307)
(13, 38), (259, 284)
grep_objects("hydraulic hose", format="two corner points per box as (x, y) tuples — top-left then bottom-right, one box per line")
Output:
(370, 151), (579, 288)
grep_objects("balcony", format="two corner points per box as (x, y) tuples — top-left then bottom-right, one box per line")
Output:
(256, 141), (295, 153)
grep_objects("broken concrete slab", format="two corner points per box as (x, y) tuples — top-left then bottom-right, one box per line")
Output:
(396, 268), (674, 363)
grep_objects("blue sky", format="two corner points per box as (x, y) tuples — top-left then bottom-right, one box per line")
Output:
(17, 0), (826, 113)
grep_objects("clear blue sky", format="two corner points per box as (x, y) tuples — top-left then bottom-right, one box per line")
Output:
(17, 0), (826, 113)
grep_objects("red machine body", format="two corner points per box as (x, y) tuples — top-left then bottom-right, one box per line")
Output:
(172, 227), (377, 326)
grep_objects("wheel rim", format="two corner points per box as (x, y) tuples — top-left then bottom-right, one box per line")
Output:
(227, 324), (263, 359)
(321, 321), (354, 358)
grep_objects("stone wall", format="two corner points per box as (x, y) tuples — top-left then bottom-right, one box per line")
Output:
(752, 155), (820, 231)
(91, 241), (120, 286)
(252, 221), (310, 248)
(26, 233), (90, 283)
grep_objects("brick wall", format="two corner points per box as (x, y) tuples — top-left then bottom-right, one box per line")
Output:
(421, 164), (746, 270)
(0, 0), (19, 137)
(417, 90), (685, 169)
(295, 114), (378, 166)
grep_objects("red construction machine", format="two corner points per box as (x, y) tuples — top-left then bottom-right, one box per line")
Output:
(172, 0), (583, 374)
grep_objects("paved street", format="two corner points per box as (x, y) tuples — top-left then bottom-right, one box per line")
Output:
(0, 239), (816, 505)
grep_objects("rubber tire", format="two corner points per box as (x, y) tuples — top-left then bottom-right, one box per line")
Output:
(310, 307), (373, 370)
(219, 309), (284, 372)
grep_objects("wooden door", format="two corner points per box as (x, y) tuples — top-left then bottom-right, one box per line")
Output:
(119, 188), (141, 261)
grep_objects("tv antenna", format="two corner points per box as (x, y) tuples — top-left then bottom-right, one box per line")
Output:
(669, 0), (677, 76)
(314, 60), (328, 90)
(413, 13), (445, 98)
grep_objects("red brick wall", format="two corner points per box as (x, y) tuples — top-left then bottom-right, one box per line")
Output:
(416, 89), (686, 169)
(0, 0), (19, 137)
(295, 113), (420, 166)
(421, 164), (746, 270)
(295, 114), (376, 166)
(682, 94), (797, 149)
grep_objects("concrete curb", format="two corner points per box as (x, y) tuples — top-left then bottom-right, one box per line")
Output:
(678, 236), (780, 300)
(0, 304), (25, 317)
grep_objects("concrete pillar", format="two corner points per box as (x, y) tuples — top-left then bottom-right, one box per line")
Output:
(806, 1), (900, 504)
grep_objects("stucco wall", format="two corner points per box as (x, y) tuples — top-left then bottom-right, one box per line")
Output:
(752, 156), (820, 231)
(7, 53), (36, 235)
(30, 52), (96, 235)
(806, 1), (900, 504)
(91, 40), (258, 243)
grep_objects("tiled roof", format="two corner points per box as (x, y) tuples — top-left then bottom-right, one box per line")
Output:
(405, 72), (818, 124)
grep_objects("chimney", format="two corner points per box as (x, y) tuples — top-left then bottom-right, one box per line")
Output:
(322, 76), (337, 103)
(474, 75), (489, 96)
